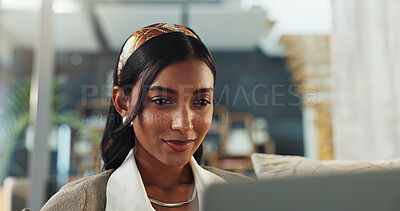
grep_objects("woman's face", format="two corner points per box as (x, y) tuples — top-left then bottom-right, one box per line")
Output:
(132, 58), (214, 167)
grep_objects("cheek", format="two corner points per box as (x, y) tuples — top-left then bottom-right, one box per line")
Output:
(134, 109), (168, 136)
(193, 109), (213, 134)
(141, 111), (168, 126)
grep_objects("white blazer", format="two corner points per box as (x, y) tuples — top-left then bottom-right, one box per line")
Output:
(106, 149), (225, 211)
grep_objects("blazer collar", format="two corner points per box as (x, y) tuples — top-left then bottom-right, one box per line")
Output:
(106, 149), (225, 211)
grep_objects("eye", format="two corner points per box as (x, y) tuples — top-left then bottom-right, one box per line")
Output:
(152, 98), (173, 105)
(193, 99), (211, 106)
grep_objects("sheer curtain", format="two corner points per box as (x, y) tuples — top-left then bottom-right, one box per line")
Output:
(331, 0), (400, 160)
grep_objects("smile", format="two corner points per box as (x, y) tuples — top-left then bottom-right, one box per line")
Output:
(163, 139), (195, 152)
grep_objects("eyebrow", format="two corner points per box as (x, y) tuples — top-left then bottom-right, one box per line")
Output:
(148, 86), (213, 95)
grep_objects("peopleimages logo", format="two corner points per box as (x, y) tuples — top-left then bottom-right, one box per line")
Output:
(211, 84), (316, 107)
(81, 83), (318, 108)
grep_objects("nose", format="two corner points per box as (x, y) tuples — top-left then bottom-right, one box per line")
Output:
(171, 106), (194, 134)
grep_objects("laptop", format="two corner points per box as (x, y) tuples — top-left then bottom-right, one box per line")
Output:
(203, 169), (400, 211)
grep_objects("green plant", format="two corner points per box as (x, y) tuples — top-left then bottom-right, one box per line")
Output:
(0, 77), (101, 185)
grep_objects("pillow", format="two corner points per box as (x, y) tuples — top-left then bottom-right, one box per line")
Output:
(251, 153), (400, 180)
(322, 159), (400, 172)
(251, 153), (345, 179)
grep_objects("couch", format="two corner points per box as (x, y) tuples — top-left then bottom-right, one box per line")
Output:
(251, 153), (400, 179)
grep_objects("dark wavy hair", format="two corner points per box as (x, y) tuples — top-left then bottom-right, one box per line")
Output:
(101, 30), (216, 170)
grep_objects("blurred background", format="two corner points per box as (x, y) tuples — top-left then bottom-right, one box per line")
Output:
(1, 0), (399, 210)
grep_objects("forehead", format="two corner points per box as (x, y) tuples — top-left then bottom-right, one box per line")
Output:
(150, 58), (214, 91)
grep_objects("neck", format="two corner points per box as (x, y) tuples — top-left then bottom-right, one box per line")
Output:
(134, 141), (194, 190)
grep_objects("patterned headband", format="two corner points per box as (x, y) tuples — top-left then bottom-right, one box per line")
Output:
(117, 23), (199, 82)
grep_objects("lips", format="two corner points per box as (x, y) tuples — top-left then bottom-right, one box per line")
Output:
(163, 139), (194, 152)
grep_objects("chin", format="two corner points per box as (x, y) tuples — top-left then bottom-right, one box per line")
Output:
(158, 152), (194, 167)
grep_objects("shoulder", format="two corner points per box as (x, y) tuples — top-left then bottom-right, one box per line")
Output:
(202, 166), (253, 183)
(41, 169), (114, 211)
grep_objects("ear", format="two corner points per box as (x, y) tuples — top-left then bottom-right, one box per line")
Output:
(112, 86), (130, 117)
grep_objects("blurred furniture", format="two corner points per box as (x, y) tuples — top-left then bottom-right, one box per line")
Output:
(221, 112), (255, 173)
(251, 153), (400, 180)
(0, 186), (4, 210)
(70, 135), (102, 178)
(1, 178), (57, 211)
(204, 109), (275, 174)
(72, 98), (108, 177)
(2, 177), (29, 211)
(203, 106), (230, 168)
(281, 35), (332, 160)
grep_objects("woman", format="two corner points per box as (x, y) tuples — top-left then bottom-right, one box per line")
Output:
(42, 23), (250, 211)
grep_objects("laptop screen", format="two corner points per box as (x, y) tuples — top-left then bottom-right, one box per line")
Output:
(203, 169), (400, 211)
